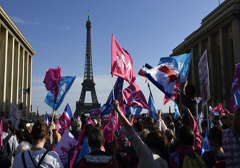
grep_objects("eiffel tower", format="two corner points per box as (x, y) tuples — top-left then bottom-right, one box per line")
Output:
(75, 14), (101, 117)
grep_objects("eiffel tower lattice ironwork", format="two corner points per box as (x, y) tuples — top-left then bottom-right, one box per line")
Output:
(75, 15), (101, 117)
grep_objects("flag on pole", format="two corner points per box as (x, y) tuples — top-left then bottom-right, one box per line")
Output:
(174, 103), (181, 119)
(0, 117), (3, 147)
(201, 120), (213, 156)
(44, 76), (76, 111)
(56, 112), (71, 136)
(43, 67), (61, 102)
(159, 53), (192, 83)
(199, 112), (204, 124)
(55, 129), (77, 165)
(231, 63), (240, 109)
(111, 35), (136, 84)
(144, 64), (180, 98)
(45, 112), (50, 125)
(147, 94), (158, 121)
(64, 103), (72, 120)
(163, 83), (179, 105)
(125, 104), (142, 117)
(123, 82), (149, 109)
(101, 77), (124, 116)
(74, 137), (90, 164)
(211, 103), (225, 116)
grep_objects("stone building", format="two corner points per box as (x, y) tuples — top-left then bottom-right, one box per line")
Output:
(0, 5), (35, 119)
(171, 0), (240, 109)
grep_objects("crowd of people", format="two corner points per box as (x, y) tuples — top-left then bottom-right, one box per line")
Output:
(1, 83), (240, 168)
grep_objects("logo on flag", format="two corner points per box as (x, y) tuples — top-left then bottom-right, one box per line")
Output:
(123, 82), (149, 109)
(56, 112), (71, 136)
(111, 35), (136, 84)
(45, 76), (76, 111)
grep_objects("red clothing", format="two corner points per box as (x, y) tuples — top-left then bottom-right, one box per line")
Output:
(169, 116), (201, 168)
(76, 149), (118, 168)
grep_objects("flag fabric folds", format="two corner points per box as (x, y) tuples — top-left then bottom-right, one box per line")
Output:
(159, 53), (192, 83)
(111, 35), (136, 84)
(174, 103), (180, 119)
(231, 63), (240, 109)
(147, 94), (157, 121)
(163, 83), (179, 105)
(44, 76), (76, 111)
(56, 112), (71, 136)
(43, 67), (61, 101)
(75, 137), (90, 164)
(125, 104), (142, 117)
(123, 82), (149, 109)
(55, 129), (77, 165)
(144, 64), (180, 98)
(211, 103), (225, 116)
(45, 112), (50, 125)
(101, 77), (124, 116)
(64, 103), (72, 120)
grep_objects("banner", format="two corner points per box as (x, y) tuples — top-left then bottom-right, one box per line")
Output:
(11, 104), (19, 130)
(55, 129), (77, 165)
(198, 50), (210, 104)
(56, 112), (71, 136)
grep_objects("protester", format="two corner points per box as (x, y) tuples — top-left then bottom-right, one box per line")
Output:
(2, 121), (18, 164)
(222, 108), (240, 167)
(113, 100), (168, 168)
(202, 126), (225, 168)
(169, 104), (205, 168)
(71, 119), (82, 140)
(76, 127), (118, 168)
(12, 121), (63, 168)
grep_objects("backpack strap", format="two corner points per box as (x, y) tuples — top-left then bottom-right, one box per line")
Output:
(3, 134), (12, 145)
(28, 151), (37, 168)
(21, 152), (27, 168)
(4, 134), (12, 159)
(36, 151), (49, 168)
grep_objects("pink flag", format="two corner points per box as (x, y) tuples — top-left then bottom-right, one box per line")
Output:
(55, 129), (77, 165)
(231, 63), (240, 109)
(102, 94), (125, 144)
(68, 120), (95, 168)
(111, 35), (136, 84)
(163, 83), (179, 105)
(56, 112), (71, 136)
(123, 82), (149, 109)
(211, 103), (225, 116)
(0, 118), (3, 146)
(43, 67), (61, 102)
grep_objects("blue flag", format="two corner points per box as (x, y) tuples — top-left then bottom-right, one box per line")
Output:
(148, 94), (157, 121)
(75, 137), (90, 165)
(201, 119), (213, 156)
(44, 76), (76, 111)
(174, 103), (181, 119)
(159, 53), (192, 83)
(101, 77), (124, 116)
(64, 103), (72, 120)
(45, 112), (49, 125)
(125, 103), (142, 117)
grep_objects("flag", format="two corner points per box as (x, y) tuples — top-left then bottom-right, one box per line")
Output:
(196, 97), (202, 105)
(45, 76), (76, 111)
(147, 94), (157, 121)
(201, 120), (213, 156)
(11, 104), (19, 130)
(56, 112), (71, 136)
(102, 94), (125, 143)
(198, 112), (204, 123)
(64, 103), (72, 120)
(231, 63), (240, 109)
(125, 104), (142, 117)
(55, 129), (77, 165)
(159, 53), (192, 83)
(123, 82), (149, 109)
(43, 67), (61, 102)
(211, 103), (225, 116)
(45, 112), (50, 125)
(74, 137), (90, 164)
(174, 103), (181, 119)
(90, 109), (100, 119)
(101, 77), (124, 116)
(111, 35), (136, 84)
(163, 83), (179, 105)
(144, 64), (180, 98)
(0, 117), (3, 147)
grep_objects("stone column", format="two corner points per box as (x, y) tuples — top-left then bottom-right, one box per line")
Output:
(232, 19), (240, 64)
